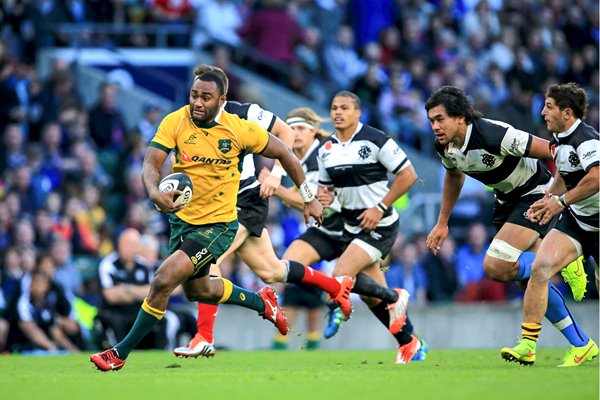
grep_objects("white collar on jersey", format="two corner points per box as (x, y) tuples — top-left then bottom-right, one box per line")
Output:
(332, 122), (363, 144)
(299, 139), (321, 165)
(455, 123), (473, 153)
(555, 119), (581, 139)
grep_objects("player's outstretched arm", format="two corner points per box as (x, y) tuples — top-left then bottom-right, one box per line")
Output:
(526, 136), (552, 159)
(426, 167), (465, 255)
(142, 146), (185, 214)
(259, 117), (296, 198)
(261, 133), (323, 226)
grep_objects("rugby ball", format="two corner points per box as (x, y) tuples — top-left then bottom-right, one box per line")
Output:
(157, 172), (193, 206)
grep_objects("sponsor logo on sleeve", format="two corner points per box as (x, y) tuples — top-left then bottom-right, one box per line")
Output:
(582, 150), (597, 160)
(510, 137), (520, 152)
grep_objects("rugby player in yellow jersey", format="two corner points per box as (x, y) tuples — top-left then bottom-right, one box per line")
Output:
(90, 70), (323, 372)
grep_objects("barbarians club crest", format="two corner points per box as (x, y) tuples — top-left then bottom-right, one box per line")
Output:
(568, 151), (580, 167)
(358, 145), (372, 160)
(481, 153), (496, 167)
(218, 139), (232, 153)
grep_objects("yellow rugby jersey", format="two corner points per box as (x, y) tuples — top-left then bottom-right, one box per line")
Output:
(149, 105), (269, 225)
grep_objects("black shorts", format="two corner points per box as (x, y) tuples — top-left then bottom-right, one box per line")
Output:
(296, 227), (345, 261)
(554, 209), (599, 263)
(237, 186), (268, 237)
(282, 284), (324, 309)
(341, 220), (399, 260)
(493, 194), (550, 236)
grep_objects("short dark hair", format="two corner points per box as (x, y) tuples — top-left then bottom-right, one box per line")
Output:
(333, 91), (361, 109)
(545, 82), (588, 119)
(194, 64), (229, 95)
(193, 71), (225, 96)
(425, 86), (482, 124)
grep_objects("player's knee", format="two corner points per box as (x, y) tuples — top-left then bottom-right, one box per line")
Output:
(255, 261), (286, 284)
(483, 258), (515, 281)
(530, 258), (554, 283)
(151, 269), (176, 294)
(484, 239), (522, 281)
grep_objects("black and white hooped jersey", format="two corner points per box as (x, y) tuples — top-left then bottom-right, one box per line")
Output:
(317, 123), (411, 232)
(220, 101), (276, 194)
(550, 119), (599, 232)
(435, 118), (552, 202)
(302, 139), (344, 236)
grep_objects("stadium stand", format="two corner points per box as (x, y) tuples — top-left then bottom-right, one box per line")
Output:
(0, 0), (597, 353)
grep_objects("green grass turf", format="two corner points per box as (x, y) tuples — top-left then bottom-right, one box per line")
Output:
(0, 349), (597, 400)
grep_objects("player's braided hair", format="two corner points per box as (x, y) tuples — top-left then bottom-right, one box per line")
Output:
(425, 85), (483, 124)
(546, 82), (589, 119)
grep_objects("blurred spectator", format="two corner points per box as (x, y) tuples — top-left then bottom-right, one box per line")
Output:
(49, 237), (82, 300)
(1, 247), (24, 304)
(238, 0), (307, 83)
(137, 102), (162, 144)
(38, 68), (79, 126)
(191, 0), (243, 49)
(88, 82), (128, 153)
(420, 235), (458, 303)
(455, 222), (505, 302)
(0, 201), (11, 251)
(314, 0), (348, 45)
(295, 26), (323, 77)
(33, 208), (56, 250)
(387, 241), (428, 304)
(0, 124), (27, 172)
(323, 25), (367, 91)
(212, 46), (242, 98)
(352, 62), (386, 126)
(147, 0), (194, 47)
(65, 145), (112, 193)
(378, 26), (402, 68)
(34, 124), (63, 192)
(8, 166), (40, 214)
(0, 279), (6, 351)
(5, 267), (84, 353)
(462, 0), (500, 43)
(93, 228), (163, 349)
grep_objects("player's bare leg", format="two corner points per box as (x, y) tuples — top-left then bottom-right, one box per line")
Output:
(174, 225), (252, 357)
(502, 230), (597, 366)
(237, 229), (353, 316)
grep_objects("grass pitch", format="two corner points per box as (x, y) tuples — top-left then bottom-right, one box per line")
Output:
(1, 349), (597, 400)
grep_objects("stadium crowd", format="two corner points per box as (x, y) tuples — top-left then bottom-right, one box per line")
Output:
(0, 0), (598, 353)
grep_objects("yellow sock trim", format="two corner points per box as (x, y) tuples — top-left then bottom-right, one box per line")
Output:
(218, 278), (233, 304)
(142, 298), (166, 320)
(307, 331), (321, 341)
(522, 322), (542, 342)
